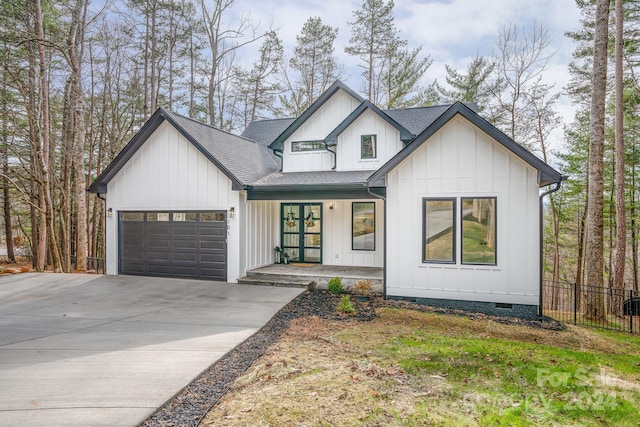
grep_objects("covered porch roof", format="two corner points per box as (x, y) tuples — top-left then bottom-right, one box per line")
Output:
(246, 170), (385, 200)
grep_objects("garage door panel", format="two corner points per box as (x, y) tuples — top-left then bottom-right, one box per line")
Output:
(119, 211), (227, 281)
(146, 264), (173, 276)
(200, 252), (226, 262)
(122, 247), (145, 258)
(120, 261), (146, 274)
(147, 238), (171, 248)
(147, 226), (171, 236)
(172, 266), (200, 276)
(200, 227), (226, 236)
(173, 225), (198, 235)
(173, 252), (199, 262)
(174, 241), (198, 250)
(200, 240), (226, 250)
(147, 251), (171, 262)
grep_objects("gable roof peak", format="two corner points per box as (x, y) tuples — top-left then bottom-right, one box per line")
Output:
(88, 107), (280, 194)
(369, 101), (563, 188)
(268, 80), (365, 151)
(325, 99), (414, 146)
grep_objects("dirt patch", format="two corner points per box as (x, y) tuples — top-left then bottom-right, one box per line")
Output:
(0, 260), (32, 275)
(200, 315), (414, 426)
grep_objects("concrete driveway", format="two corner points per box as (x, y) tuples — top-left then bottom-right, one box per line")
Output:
(0, 273), (304, 427)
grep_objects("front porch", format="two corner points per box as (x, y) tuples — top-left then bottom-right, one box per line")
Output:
(238, 263), (384, 292)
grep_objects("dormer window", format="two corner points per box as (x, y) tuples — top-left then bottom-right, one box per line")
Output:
(361, 134), (377, 159)
(292, 140), (325, 152)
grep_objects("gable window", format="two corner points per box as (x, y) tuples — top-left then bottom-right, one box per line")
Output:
(461, 197), (496, 265)
(352, 202), (375, 251)
(423, 198), (456, 263)
(361, 134), (377, 159)
(292, 140), (325, 152)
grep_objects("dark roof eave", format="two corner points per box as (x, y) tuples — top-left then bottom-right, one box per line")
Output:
(324, 100), (414, 146)
(268, 80), (365, 151)
(246, 182), (377, 200)
(88, 108), (246, 194)
(368, 102), (563, 189)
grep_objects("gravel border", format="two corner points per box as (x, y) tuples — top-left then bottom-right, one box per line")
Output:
(139, 290), (563, 426)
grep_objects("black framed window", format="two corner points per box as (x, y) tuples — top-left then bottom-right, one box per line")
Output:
(291, 140), (325, 152)
(461, 197), (497, 265)
(361, 134), (377, 159)
(423, 198), (456, 263)
(352, 202), (375, 251)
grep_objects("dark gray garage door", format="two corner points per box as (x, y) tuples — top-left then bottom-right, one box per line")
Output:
(119, 211), (227, 280)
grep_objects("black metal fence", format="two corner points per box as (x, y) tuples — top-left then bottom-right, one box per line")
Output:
(542, 281), (640, 334)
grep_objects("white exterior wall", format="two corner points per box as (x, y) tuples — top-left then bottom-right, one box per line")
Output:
(322, 199), (384, 267)
(386, 117), (540, 305)
(242, 199), (384, 269)
(241, 197), (280, 272)
(105, 121), (242, 282)
(283, 90), (360, 172)
(336, 110), (403, 171)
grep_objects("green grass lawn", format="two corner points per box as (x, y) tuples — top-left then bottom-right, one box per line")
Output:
(203, 307), (640, 427)
(381, 315), (640, 426)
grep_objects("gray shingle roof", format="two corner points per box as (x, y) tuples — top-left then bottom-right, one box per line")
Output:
(252, 170), (374, 186)
(241, 118), (295, 146)
(166, 111), (280, 186)
(384, 103), (477, 136)
(243, 103), (479, 148)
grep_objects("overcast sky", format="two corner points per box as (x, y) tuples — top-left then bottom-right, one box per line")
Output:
(233, 0), (583, 147)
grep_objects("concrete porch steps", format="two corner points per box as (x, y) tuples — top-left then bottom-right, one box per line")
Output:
(238, 265), (383, 293)
(237, 273), (316, 289)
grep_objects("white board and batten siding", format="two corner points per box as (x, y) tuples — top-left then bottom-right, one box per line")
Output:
(335, 109), (403, 171)
(386, 116), (540, 306)
(240, 199), (385, 269)
(283, 89), (361, 172)
(105, 121), (241, 281)
(323, 199), (384, 267)
(240, 196), (279, 273)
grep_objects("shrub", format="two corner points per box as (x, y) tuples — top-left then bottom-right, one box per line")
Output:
(352, 279), (372, 296)
(327, 276), (343, 294)
(338, 295), (355, 314)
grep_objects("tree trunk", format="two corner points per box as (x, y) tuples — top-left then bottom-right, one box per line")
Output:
(613, 0), (626, 317)
(0, 97), (15, 262)
(585, 0), (609, 322)
(74, 105), (88, 272)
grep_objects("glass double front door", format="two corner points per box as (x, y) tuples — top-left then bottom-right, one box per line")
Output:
(281, 203), (322, 263)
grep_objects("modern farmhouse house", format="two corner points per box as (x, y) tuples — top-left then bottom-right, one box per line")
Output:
(89, 80), (563, 316)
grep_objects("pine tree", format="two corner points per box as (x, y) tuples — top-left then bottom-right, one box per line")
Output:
(289, 17), (341, 108)
(437, 55), (495, 110)
(345, 0), (399, 103)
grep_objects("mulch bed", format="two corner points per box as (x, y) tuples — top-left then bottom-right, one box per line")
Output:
(139, 289), (563, 427)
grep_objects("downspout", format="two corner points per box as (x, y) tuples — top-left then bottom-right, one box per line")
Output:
(367, 186), (387, 299)
(272, 149), (283, 171)
(325, 144), (337, 170)
(539, 179), (564, 316)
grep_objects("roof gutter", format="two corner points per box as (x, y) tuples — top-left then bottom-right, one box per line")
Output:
(538, 178), (565, 316)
